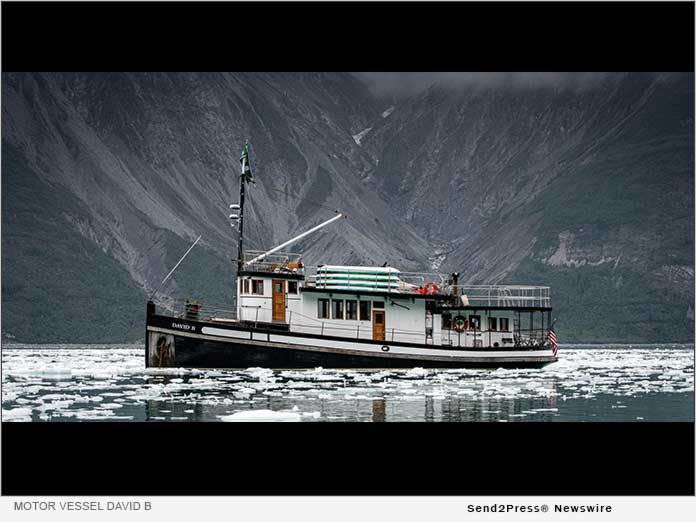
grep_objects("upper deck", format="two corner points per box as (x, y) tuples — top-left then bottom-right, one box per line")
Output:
(240, 251), (551, 309)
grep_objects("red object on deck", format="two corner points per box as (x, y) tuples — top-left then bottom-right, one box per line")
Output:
(423, 281), (439, 295)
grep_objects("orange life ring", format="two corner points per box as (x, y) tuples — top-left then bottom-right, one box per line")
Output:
(423, 281), (439, 295)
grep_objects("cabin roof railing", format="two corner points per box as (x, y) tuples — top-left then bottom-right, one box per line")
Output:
(449, 285), (551, 308)
(241, 250), (305, 274)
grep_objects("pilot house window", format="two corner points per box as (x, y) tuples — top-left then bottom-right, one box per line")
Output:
(242, 279), (250, 294)
(441, 312), (452, 330)
(346, 300), (358, 320)
(251, 280), (264, 295)
(500, 317), (510, 331)
(489, 317), (498, 331)
(469, 315), (481, 331)
(359, 300), (371, 321)
(331, 300), (343, 319)
(288, 281), (298, 294)
(318, 298), (329, 319)
(332, 299), (344, 320)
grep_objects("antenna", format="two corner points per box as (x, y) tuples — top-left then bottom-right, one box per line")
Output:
(149, 235), (201, 300)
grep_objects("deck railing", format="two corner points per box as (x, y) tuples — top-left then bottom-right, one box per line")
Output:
(152, 299), (238, 322)
(242, 250), (304, 275)
(448, 285), (551, 308)
(151, 300), (552, 349)
(306, 273), (550, 308)
(440, 327), (551, 349)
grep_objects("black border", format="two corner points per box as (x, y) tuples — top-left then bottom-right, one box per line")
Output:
(2, 0), (694, 496)
(2, 422), (694, 495)
(1, 1), (694, 71)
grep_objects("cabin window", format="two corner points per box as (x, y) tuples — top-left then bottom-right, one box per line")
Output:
(332, 299), (344, 320)
(500, 317), (510, 331)
(242, 279), (250, 294)
(288, 281), (298, 294)
(441, 312), (452, 330)
(346, 300), (358, 320)
(251, 280), (264, 295)
(318, 299), (330, 319)
(469, 315), (481, 331)
(489, 317), (498, 331)
(359, 300), (371, 321)
(373, 301), (385, 309)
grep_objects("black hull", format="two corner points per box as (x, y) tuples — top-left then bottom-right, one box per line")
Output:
(168, 334), (551, 369)
(146, 310), (556, 369)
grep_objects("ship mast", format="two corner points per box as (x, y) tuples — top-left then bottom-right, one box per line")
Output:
(236, 157), (246, 274)
(233, 140), (253, 274)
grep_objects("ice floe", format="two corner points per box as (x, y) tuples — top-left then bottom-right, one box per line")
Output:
(1, 344), (693, 422)
(218, 410), (302, 422)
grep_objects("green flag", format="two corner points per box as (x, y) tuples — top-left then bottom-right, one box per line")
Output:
(239, 143), (255, 184)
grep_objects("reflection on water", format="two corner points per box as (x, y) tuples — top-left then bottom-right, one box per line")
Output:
(372, 398), (386, 422)
(1, 344), (693, 422)
(140, 374), (562, 422)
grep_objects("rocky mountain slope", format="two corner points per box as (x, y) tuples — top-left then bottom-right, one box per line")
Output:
(1, 72), (426, 342)
(359, 72), (694, 342)
(2, 72), (693, 342)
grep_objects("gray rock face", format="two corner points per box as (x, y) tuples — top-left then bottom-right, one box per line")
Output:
(2, 72), (693, 342)
(359, 73), (694, 341)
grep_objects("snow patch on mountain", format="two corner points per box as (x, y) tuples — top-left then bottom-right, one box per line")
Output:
(429, 253), (447, 271)
(352, 127), (372, 145)
(545, 231), (615, 268)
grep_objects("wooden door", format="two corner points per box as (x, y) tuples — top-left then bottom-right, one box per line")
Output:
(372, 310), (385, 341)
(272, 280), (286, 322)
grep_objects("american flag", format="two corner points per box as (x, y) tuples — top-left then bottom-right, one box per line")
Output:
(548, 328), (558, 357)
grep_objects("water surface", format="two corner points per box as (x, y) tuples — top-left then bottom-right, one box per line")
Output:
(2, 344), (693, 422)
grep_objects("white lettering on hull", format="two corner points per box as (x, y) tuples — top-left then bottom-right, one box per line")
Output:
(172, 322), (196, 332)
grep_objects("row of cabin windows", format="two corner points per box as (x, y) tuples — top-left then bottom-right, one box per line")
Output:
(241, 279), (298, 295)
(318, 299), (384, 320)
(441, 314), (510, 331)
(241, 279), (265, 295)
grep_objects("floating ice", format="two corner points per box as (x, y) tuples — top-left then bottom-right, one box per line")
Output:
(218, 410), (302, 422)
(2, 407), (33, 421)
(1, 344), (693, 422)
